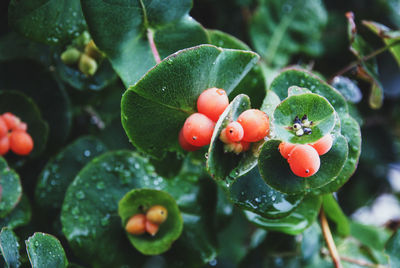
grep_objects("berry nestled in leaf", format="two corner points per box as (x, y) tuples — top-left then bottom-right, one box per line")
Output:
(225, 121), (244, 142)
(125, 214), (146, 235)
(182, 113), (215, 147)
(146, 205), (168, 224)
(287, 144), (320, 177)
(179, 128), (200, 151)
(145, 220), (159, 236)
(237, 109), (269, 142)
(278, 142), (296, 159)
(2, 112), (20, 130)
(197, 88), (229, 122)
(310, 134), (333, 155)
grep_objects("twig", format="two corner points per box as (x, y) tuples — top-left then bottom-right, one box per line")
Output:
(320, 209), (343, 268)
(84, 106), (105, 130)
(329, 39), (400, 82)
(147, 29), (161, 64)
(321, 248), (388, 268)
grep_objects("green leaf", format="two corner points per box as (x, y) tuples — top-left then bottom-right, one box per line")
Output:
(260, 90), (281, 117)
(258, 135), (348, 195)
(207, 29), (267, 108)
(363, 20), (400, 67)
(0, 60), (71, 148)
(385, 231), (400, 268)
(0, 228), (20, 268)
(121, 45), (259, 158)
(249, 0), (327, 67)
(331, 76), (362, 103)
(35, 136), (107, 213)
(215, 187), (234, 230)
(270, 68), (348, 116)
(350, 221), (392, 251)
(0, 91), (49, 157)
(313, 115), (361, 194)
(229, 167), (304, 218)
(207, 94), (258, 182)
(26, 233), (68, 268)
(61, 151), (217, 267)
(273, 93), (336, 144)
(346, 12), (383, 109)
(245, 195), (322, 235)
(0, 195), (31, 230)
(8, 0), (86, 45)
(118, 189), (183, 255)
(0, 157), (22, 218)
(322, 194), (349, 236)
(81, 0), (209, 86)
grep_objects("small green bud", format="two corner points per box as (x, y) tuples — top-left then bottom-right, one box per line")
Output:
(60, 47), (81, 65)
(84, 40), (104, 60)
(79, 54), (98, 76)
(74, 31), (91, 47)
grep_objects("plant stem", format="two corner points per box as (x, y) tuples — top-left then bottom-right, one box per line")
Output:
(329, 40), (400, 82)
(340, 256), (387, 268)
(147, 29), (161, 64)
(320, 209), (343, 268)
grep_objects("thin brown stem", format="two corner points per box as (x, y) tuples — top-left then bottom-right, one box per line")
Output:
(329, 39), (400, 82)
(320, 209), (343, 268)
(147, 29), (161, 64)
(340, 256), (388, 268)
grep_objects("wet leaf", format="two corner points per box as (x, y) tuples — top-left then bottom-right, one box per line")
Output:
(0, 157), (22, 218)
(26, 233), (68, 268)
(0, 227), (20, 268)
(0, 195), (31, 230)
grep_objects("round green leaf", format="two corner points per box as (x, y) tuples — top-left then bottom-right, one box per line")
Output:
(229, 168), (304, 218)
(270, 68), (348, 116)
(0, 195), (31, 230)
(118, 189), (183, 255)
(258, 134), (348, 195)
(273, 93), (336, 144)
(0, 227), (20, 268)
(313, 115), (361, 195)
(35, 136), (107, 212)
(0, 157), (22, 218)
(8, 0), (86, 46)
(207, 94), (258, 183)
(26, 233), (68, 268)
(121, 45), (259, 158)
(244, 195), (322, 235)
(0, 91), (49, 157)
(331, 76), (362, 103)
(260, 90), (281, 118)
(81, 0), (209, 86)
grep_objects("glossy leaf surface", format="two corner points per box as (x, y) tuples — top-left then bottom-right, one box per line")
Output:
(26, 233), (68, 268)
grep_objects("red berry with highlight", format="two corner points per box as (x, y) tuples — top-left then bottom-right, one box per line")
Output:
(310, 134), (333, 156)
(197, 88), (229, 122)
(179, 128), (200, 151)
(225, 121), (244, 142)
(237, 109), (270, 142)
(183, 113), (215, 147)
(288, 144), (320, 178)
(0, 117), (7, 137)
(15, 122), (27, 132)
(9, 131), (34, 156)
(279, 142), (296, 159)
(2, 113), (20, 130)
(0, 136), (10, 155)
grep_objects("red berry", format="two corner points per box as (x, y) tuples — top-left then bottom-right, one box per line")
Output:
(237, 109), (269, 142)
(0, 136), (10, 155)
(145, 220), (159, 236)
(219, 128), (230, 144)
(2, 113), (20, 130)
(125, 214), (146, 235)
(225, 122), (244, 142)
(197, 88), (229, 122)
(288, 145), (320, 178)
(0, 117), (7, 137)
(15, 122), (27, 132)
(279, 142), (296, 159)
(310, 134), (333, 156)
(241, 141), (250, 152)
(179, 128), (200, 151)
(183, 113), (215, 147)
(9, 131), (34, 156)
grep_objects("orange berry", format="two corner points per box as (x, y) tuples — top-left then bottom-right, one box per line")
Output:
(182, 113), (215, 147)
(225, 122), (244, 142)
(2, 113), (20, 130)
(237, 109), (269, 142)
(15, 122), (27, 132)
(197, 88), (229, 122)
(0, 136), (10, 155)
(288, 145), (320, 178)
(0, 117), (7, 137)
(179, 128), (200, 151)
(310, 134), (333, 156)
(278, 142), (296, 159)
(219, 128), (230, 144)
(9, 131), (34, 156)
(145, 220), (159, 236)
(146, 205), (168, 224)
(125, 214), (146, 235)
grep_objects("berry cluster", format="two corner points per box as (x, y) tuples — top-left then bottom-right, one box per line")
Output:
(125, 205), (168, 237)
(60, 32), (104, 76)
(279, 134), (333, 177)
(179, 88), (229, 151)
(220, 109), (270, 154)
(0, 112), (34, 156)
